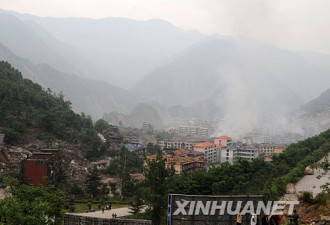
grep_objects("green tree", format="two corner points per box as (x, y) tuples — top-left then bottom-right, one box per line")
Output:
(143, 151), (175, 225)
(122, 179), (135, 198)
(109, 182), (119, 197)
(85, 168), (102, 198)
(0, 178), (66, 225)
(313, 156), (330, 191)
(54, 166), (69, 191)
(106, 162), (119, 176)
(70, 183), (84, 196)
(129, 191), (144, 215)
(146, 142), (161, 155)
(94, 119), (110, 133)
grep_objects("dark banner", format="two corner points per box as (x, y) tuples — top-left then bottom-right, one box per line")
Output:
(168, 194), (268, 225)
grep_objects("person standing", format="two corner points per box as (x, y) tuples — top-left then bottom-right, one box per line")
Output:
(236, 210), (243, 225)
(261, 214), (269, 225)
(290, 210), (299, 225)
(251, 212), (257, 225)
(269, 214), (279, 225)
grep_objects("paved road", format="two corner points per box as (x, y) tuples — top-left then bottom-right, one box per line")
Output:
(70, 206), (146, 219)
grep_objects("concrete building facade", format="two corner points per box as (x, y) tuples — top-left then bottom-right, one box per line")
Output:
(157, 140), (196, 150)
(258, 144), (275, 156)
(214, 136), (232, 147)
(221, 145), (259, 164)
(193, 142), (217, 164)
(179, 126), (209, 137)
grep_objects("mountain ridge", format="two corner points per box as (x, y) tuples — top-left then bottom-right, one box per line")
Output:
(0, 42), (138, 118)
(0, 8), (205, 88)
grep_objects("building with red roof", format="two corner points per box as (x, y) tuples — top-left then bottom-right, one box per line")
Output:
(214, 135), (232, 147)
(193, 142), (215, 153)
(172, 149), (191, 156)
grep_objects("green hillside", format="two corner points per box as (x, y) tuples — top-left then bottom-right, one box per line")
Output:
(0, 61), (104, 158)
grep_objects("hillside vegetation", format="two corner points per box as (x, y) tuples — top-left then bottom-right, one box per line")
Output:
(0, 61), (104, 159)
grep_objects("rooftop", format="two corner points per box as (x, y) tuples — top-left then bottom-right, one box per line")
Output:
(194, 142), (215, 148)
(228, 144), (259, 151)
(264, 156), (273, 162)
(214, 135), (232, 140)
(172, 149), (191, 156)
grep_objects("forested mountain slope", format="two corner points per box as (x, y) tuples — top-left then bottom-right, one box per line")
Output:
(0, 61), (105, 160)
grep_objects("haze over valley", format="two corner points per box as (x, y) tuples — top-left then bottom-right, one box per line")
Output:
(0, 8), (329, 141)
(1, 2), (330, 224)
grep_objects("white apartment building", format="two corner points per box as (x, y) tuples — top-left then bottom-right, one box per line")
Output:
(220, 147), (235, 164)
(258, 144), (275, 156)
(157, 140), (195, 150)
(179, 126), (209, 137)
(220, 145), (259, 164)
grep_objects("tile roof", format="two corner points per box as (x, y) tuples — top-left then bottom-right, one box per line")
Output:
(172, 149), (191, 156)
(194, 142), (215, 148)
(214, 135), (232, 140)
(264, 156), (273, 162)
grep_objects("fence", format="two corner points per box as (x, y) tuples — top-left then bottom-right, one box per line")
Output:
(63, 214), (151, 225)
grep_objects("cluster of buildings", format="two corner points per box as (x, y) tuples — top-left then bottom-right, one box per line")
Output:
(245, 129), (306, 145)
(178, 126), (209, 137)
(124, 142), (145, 156)
(157, 140), (196, 151)
(200, 136), (287, 165)
(142, 122), (154, 132)
(151, 135), (288, 174)
(146, 149), (205, 174)
(262, 135), (304, 145)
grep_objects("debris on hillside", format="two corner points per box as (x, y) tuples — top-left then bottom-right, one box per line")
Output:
(282, 201), (330, 224)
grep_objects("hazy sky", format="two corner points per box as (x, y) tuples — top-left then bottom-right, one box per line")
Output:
(1, 0), (330, 54)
